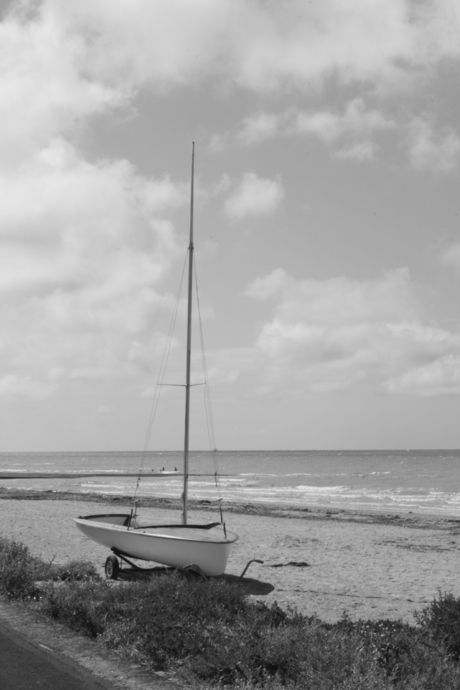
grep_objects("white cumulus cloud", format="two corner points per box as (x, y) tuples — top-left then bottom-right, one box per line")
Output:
(214, 99), (393, 163)
(0, 374), (56, 401)
(440, 244), (460, 273)
(1, 0), (460, 424)
(408, 117), (460, 173)
(224, 173), (285, 221)
(0, 3), (198, 403)
(246, 268), (460, 396)
(295, 99), (393, 144)
(384, 356), (460, 396)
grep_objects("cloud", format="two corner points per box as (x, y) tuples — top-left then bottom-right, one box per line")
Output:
(295, 99), (393, 143)
(223, 173), (285, 221)
(1, 0), (459, 413)
(236, 110), (291, 146)
(0, 374), (56, 401)
(0, 139), (185, 296)
(246, 268), (460, 396)
(384, 356), (460, 396)
(222, 0), (458, 92)
(12, 0), (460, 97)
(211, 99), (392, 162)
(334, 142), (376, 161)
(440, 244), (460, 273)
(0, 137), (187, 399)
(5, 2), (460, 175)
(216, 102), (460, 172)
(0, 3), (199, 404)
(0, 5), (126, 167)
(408, 117), (460, 172)
(246, 268), (291, 299)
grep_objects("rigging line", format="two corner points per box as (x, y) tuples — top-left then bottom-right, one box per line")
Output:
(133, 249), (189, 503)
(193, 254), (217, 451)
(193, 254), (224, 507)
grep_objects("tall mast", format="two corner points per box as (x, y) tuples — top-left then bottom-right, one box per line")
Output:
(182, 142), (195, 525)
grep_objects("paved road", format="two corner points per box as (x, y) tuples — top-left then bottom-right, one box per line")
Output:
(0, 619), (115, 690)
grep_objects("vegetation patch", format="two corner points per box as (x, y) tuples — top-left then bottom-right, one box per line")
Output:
(2, 535), (460, 688)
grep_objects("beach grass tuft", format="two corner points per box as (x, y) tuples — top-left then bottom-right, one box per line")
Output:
(0, 536), (38, 599)
(415, 590), (460, 661)
(2, 535), (460, 688)
(0, 536), (100, 597)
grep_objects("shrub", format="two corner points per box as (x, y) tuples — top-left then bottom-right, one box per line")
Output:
(102, 573), (250, 670)
(335, 618), (417, 681)
(39, 579), (115, 637)
(52, 559), (101, 582)
(0, 537), (37, 599)
(5, 535), (460, 689)
(415, 591), (460, 660)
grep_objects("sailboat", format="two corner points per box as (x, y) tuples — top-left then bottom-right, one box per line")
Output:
(74, 145), (238, 578)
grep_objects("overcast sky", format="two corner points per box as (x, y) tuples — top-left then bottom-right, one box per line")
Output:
(0, 0), (459, 451)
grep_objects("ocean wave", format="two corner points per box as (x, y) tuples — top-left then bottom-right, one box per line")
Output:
(3, 449), (460, 518)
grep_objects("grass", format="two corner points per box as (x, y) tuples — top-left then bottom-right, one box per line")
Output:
(2, 535), (460, 688)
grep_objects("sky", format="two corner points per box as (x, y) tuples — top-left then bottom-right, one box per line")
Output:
(0, 0), (460, 452)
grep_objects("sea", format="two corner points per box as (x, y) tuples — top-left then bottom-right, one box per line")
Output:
(1, 449), (460, 518)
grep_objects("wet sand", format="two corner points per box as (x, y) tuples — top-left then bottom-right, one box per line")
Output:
(2, 489), (460, 624)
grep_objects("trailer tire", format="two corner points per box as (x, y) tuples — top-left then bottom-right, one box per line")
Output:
(105, 555), (120, 580)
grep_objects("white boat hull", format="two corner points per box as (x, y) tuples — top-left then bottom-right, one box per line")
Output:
(74, 513), (238, 577)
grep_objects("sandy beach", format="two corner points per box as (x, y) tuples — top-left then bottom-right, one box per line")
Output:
(2, 490), (460, 624)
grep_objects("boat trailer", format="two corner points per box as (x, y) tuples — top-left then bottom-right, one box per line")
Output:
(105, 549), (263, 581)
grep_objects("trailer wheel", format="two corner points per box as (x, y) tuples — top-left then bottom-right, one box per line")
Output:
(105, 555), (120, 580)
